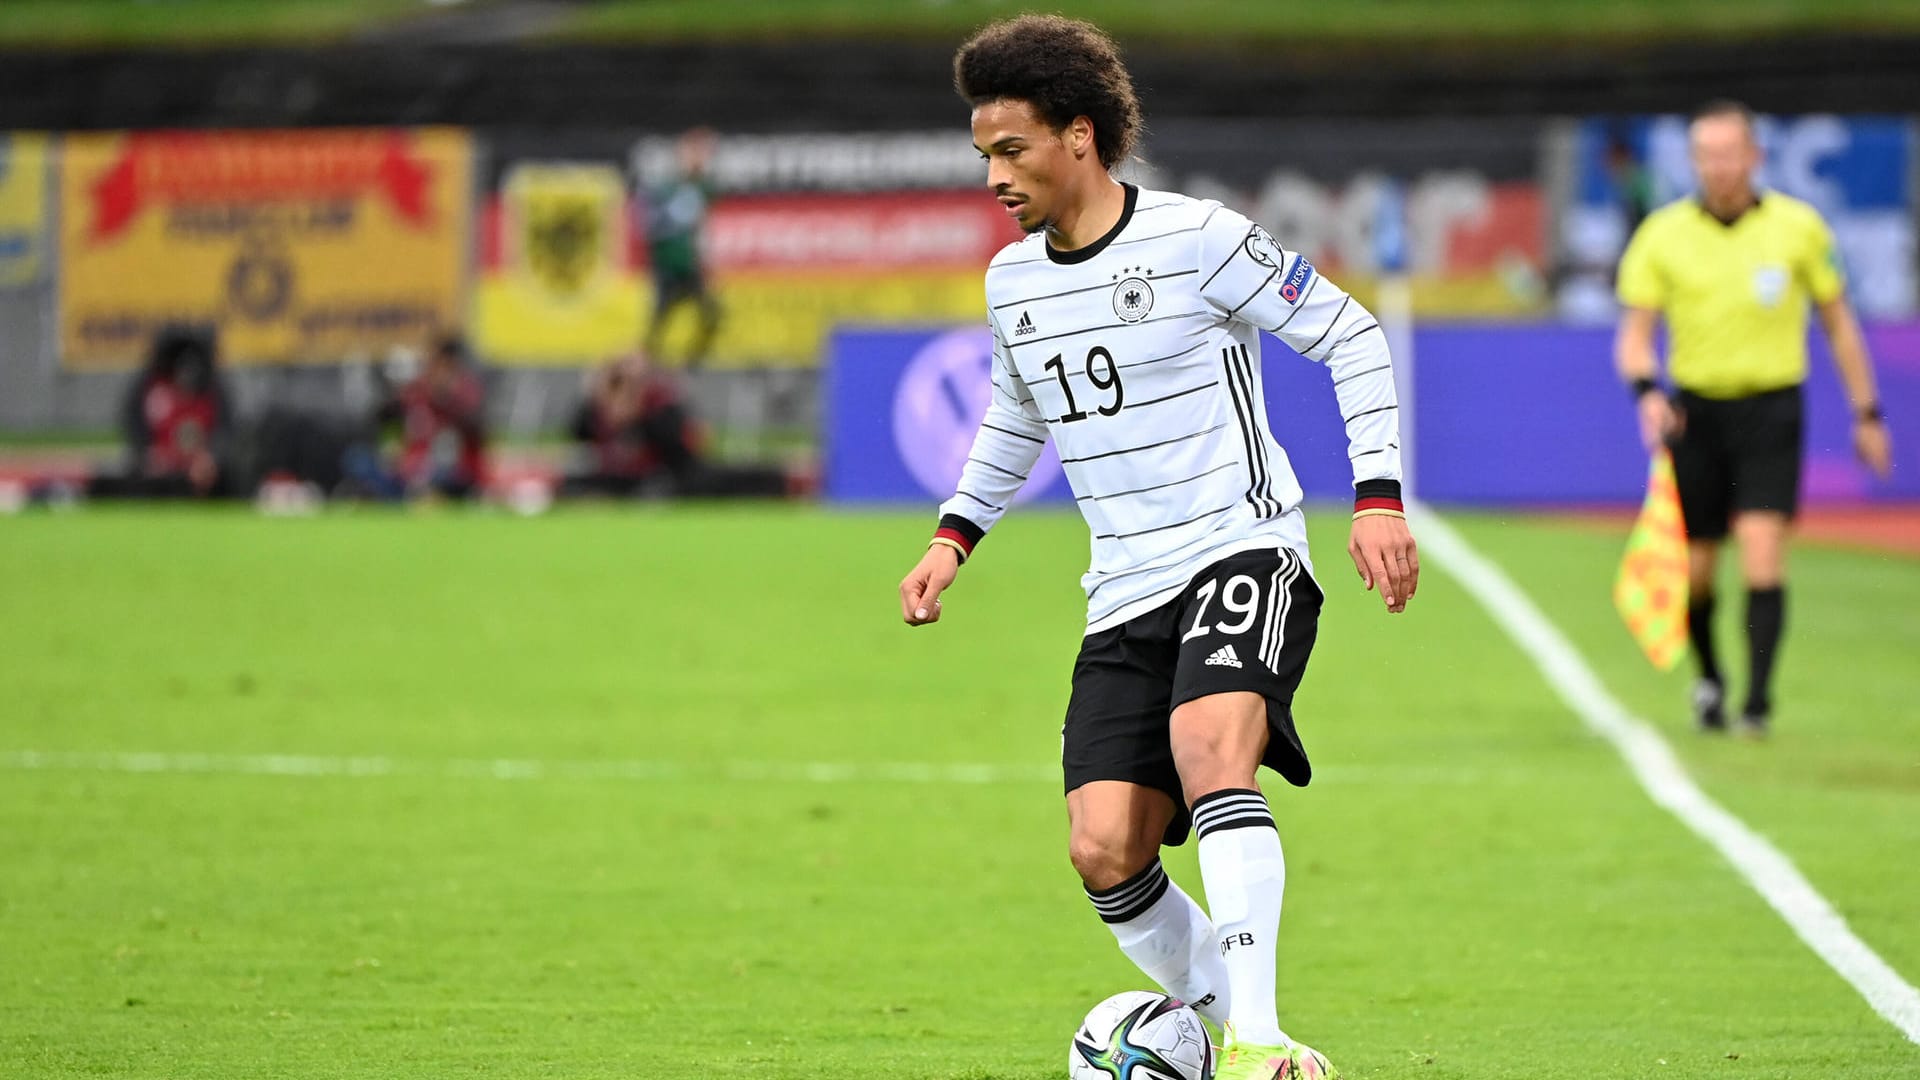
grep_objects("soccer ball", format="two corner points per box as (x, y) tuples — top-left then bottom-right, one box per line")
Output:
(1069, 990), (1214, 1080)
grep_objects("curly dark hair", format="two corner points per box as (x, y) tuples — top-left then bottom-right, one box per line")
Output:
(953, 14), (1142, 170)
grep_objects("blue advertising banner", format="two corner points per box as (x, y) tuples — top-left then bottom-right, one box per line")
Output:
(1415, 323), (1920, 504)
(1558, 115), (1915, 322)
(826, 327), (1372, 507)
(825, 327), (1065, 505)
(829, 324), (1918, 509)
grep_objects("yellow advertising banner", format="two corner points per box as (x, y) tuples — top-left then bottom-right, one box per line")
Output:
(485, 267), (987, 369)
(646, 269), (987, 370)
(0, 133), (49, 288)
(473, 162), (644, 362)
(482, 187), (1011, 368)
(59, 128), (471, 368)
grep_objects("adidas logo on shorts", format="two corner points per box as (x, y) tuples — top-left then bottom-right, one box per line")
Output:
(1204, 644), (1243, 668)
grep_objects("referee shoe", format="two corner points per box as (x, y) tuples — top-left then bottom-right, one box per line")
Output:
(1692, 678), (1728, 733)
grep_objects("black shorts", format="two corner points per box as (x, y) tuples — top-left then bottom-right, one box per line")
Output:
(654, 270), (713, 311)
(1671, 385), (1804, 540)
(1062, 546), (1324, 846)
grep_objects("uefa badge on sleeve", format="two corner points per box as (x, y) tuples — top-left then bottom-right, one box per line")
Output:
(1113, 276), (1154, 322)
(1244, 225), (1279, 268)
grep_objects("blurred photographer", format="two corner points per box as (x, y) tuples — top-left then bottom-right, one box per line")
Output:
(560, 353), (797, 500)
(89, 324), (233, 499)
(344, 334), (490, 501)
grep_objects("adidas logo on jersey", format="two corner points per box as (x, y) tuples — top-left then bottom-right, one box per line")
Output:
(1014, 311), (1037, 336)
(1204, 644), (1243, 668)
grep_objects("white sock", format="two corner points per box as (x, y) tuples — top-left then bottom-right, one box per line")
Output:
(1086, 858), (1231, 1026)
(1192, 787), (1291, 1047)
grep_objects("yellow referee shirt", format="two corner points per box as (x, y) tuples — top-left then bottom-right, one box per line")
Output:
(1616, 192), (1845, 399)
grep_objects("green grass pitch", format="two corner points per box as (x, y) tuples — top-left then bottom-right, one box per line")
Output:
(1, 505), (1915, 1078)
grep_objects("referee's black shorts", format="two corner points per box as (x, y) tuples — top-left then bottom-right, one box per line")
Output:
(1061, 546), (1322, 847)
(1670, 384), (1804, 541)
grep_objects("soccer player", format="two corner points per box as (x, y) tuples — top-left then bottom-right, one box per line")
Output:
(643, 127), (723, 368)
(897, 16), (1416, 1080)
(1615, 100), (1893, 736)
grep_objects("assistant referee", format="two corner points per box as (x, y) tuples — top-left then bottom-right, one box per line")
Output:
(1615, 100), (1893, 736)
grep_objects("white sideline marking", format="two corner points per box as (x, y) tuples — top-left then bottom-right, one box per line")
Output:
(0, 750), (1526, 788)
(1419, 508), (1920, 1045)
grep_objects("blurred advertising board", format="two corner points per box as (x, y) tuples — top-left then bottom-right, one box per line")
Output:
(825, 326), (1357, 505)
(1558, 115), (1916, 322)
(830, 323), (1919, 508)
(0, 133), (50, 288)
(473, 159), (644, 362)
(58, 128), (471, 368)
(684, 190), (1017, 368)
(489, 123), (1548, 367)
(476, 130), (1021, 367)
(826, 327), (1068, 504)
(1129, 118), (1551, 318)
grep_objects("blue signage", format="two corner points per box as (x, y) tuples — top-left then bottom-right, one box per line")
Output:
(1564, 115), (1914, 319)
(828, 322), (1919, 509)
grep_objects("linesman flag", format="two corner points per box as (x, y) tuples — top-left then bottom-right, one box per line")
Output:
(1613, 449), (1689, 670)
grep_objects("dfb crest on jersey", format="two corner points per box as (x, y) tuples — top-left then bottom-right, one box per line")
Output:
(1244, 225), (1280, 269)
(1113, 276), (1154, 323)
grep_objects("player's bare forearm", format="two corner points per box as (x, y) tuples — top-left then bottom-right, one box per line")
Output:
(899, 543), (961, 627)
(1347, 514), (1419, 615)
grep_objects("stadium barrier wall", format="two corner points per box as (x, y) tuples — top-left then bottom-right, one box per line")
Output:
(825, 324), (1920, 509)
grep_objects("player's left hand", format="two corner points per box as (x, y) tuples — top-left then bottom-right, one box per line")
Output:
(1349, 514), (1419, 614)
(1854, 417), (1893, 479)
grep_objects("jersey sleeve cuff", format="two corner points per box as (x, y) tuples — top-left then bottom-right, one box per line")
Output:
(1353, 478), (1403, 513)
(934, 514), (986, 561)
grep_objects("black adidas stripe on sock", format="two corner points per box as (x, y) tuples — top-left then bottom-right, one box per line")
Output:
(1085, 858), (1171, 924)
(1190, 787), (1275, 838)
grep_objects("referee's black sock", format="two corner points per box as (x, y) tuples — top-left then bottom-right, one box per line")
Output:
(1688, 593), (1722, 686)
(1744, 586), (1786, 717)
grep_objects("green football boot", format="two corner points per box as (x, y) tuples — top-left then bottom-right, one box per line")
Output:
(1215, 1025), (1340, 1080)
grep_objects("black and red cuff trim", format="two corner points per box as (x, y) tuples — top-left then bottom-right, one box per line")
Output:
(1353, 478), (1403, 513)
(934, 514), (985, 561)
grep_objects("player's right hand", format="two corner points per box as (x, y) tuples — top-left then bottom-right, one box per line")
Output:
(900, 545), (961, 626)
(1637, 392), (1681, 452)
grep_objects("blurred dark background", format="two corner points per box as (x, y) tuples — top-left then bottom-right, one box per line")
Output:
(1, 0), (1915, 508)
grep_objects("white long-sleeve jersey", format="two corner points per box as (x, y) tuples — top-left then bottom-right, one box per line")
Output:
(936, 184), (1402, 634)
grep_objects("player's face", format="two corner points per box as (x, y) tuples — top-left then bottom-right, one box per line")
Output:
(972, 98), (1075, 235)
(1689, 114), (1760, 205)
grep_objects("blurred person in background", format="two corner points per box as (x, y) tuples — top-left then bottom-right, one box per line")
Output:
(642, 127), (722, 368)
(1616, 99), (1894, 737)
(1604, 129), (1654, 235)
(344, 334), (489, 501)
(561, 352), (799, 500)
(89, 324), (233, 499)
(560, 353), (685, 498)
